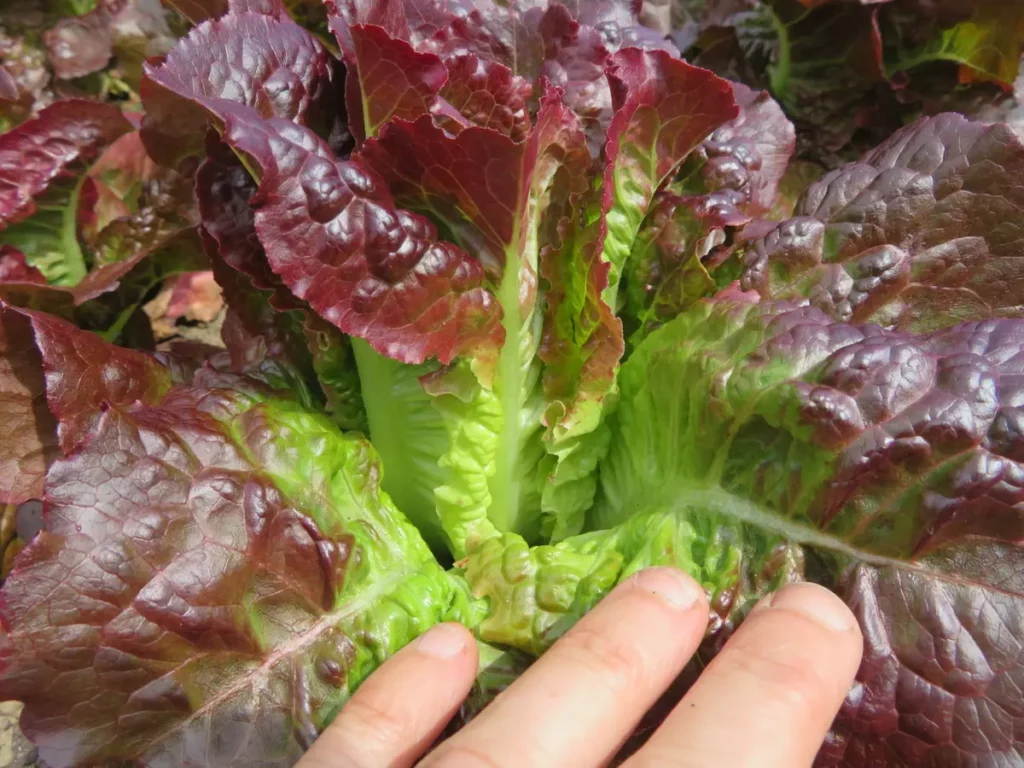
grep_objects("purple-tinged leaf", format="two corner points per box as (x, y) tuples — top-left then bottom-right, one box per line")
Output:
(360, 111), (535, 271)
(595, 296), (1024, 765)
(41, 0), (175, 86)
(0, 246), (45, 285)
(621, 83), (795, 340)
(535, 4), (612, 155)
(0, 33), (52, 131)
(141, 12), (336, 166)
(436, 54), (532, 141)
(345, 23), (447, 140)
(623, 192), (740, 342)
(0, 100), (133, 230)
(11, 306), (173, 453)
(0, 306), (57, 505)
(742, 113), (1024, 332)
(196, 138), (302, 310)
(211, 102), (503, 365)
(679, 81), (795, 219)
(537, 95), (621, 426)
(43, 10), (113, 80)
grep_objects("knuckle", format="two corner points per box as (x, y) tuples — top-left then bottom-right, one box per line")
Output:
(559, 623), (647, 697)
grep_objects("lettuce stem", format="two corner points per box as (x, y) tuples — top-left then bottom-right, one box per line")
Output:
(488, 253), (524, 535)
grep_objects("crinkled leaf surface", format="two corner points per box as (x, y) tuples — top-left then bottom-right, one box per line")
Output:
(600, 48), (738, 301)
(742, 113), (1024, 332)
(0, 305), (57, 505)
(674, 81), (795, 219)
(15, 306), (173, 453)
(0, 379), (480, 768)
(140, 11), (336, 166)
(535, 50), (737, 539)
(211, 102), (503, 365)
(622, 83), (795, 342)
(344, 22), (447, 140)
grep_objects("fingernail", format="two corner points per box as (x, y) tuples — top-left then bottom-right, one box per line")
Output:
(626, 567), (704, 611)
(414, 623), (468, 658)
(758, 582), (857, 633)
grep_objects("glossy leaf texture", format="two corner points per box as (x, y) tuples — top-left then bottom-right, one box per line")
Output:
(741, 113), (1024, 332)
(140, 10), (338, 166)
(0, 368), (481, 768)
(215, 102), (504, 366)
(14, 306), (173, 453)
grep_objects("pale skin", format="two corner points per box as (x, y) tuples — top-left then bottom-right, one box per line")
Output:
(298, 568), (864, 768)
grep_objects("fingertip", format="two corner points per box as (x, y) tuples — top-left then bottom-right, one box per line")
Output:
(618, 567), (709, 613)
(754, 582), (861, 636)
(413, 622), (476, 660)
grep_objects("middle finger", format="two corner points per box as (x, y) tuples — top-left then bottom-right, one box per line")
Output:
(422, 567), (710, 767)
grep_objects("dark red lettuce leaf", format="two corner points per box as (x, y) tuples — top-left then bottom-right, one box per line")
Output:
(140, 11), (336, 166)
(14, 307), (173, 453)
(0, 246), (45, 284)
(43, 8), (113, 80)
(677, 81), (795, 219)
(360, 109), (536, 272)
(742, 113), (1024, 332)
(0, 100), (133, 230)
(344, 22), (447, 141)
(436, 53), (532, 141)
(620, 82), (795, 340)
(211, 101), (503, 364)
(196, 136), (367, 428)
(196, 138), (301, 310)
(0, 306), (57, 505)
(0, 29), (52, 132)
(534, 4), (612, 155)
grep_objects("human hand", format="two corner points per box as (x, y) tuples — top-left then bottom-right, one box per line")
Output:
(297, 568), (864, 768)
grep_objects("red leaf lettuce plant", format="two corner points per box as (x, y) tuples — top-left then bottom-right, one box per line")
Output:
(1, 1), (1024, 767)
